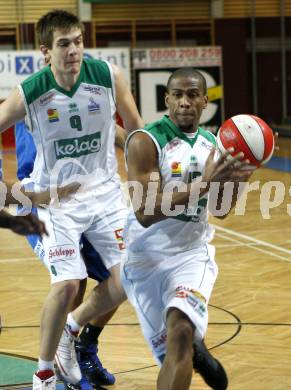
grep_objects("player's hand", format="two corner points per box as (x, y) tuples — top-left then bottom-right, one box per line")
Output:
(202, 147), (251, 185)
(9, 213), (48, 236)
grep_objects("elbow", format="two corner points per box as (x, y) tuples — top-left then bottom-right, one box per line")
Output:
(214, 214), (228, 220)
(135, 211), (153, 228)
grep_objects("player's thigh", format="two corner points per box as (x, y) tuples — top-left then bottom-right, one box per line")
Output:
(37, 207), (87, 283)
(121, 261), (167, 365)
(84, 190), (128, 270)
(162, 244), (218, 341)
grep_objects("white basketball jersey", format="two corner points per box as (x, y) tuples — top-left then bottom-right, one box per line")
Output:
(124, 115), (216, 261)
(18, 59), (117, 189)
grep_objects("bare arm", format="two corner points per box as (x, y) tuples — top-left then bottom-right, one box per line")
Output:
(127, 133), (249, 227)
(2, 182), (80, 207)
(115, 124), (128, 150)
(112, 64), (144, 132)
(0, 88), (26, 132)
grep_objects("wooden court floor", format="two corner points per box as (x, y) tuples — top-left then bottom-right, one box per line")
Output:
(1, 138), (291, 389)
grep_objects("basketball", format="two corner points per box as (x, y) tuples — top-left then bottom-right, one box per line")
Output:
(216, 114), (275, 168)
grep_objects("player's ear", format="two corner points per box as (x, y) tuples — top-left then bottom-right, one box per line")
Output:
(203, 95), (208, 109)
(165, 92), (169, 108)
(40, 45), (49, 57)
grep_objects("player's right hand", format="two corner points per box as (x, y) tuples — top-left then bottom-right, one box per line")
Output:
(10, 213), (48, 236)
(202, 147), (252, 185)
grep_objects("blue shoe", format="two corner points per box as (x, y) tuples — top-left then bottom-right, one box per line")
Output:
(76, 342), (116, 386)
(62, 372), (94, 390)
(64, 373), (109, 390)
(56, 363), (95, 390)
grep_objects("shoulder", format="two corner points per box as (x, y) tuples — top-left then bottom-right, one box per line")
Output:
(145, 118), (175, 149)
(21, 66), (49, 86)
(82, 58), (112, 88)
(83, 57), (110, 72)
(197, 127), (216, 145)
(20, 66), (52, 104)
(126, 130), (159, 172)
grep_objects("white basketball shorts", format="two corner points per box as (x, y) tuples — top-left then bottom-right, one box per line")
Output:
(121, 243), (218, 365)
(33, 180), (128, 283)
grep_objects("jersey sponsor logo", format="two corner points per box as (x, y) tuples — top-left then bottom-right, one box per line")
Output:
(115, 228), (125, 250)
(175, 286), (206, 303)
(51, 265), (57, 276)
(83, 84), (102, 95)
(39, 92), (55, 106)
(171, 161), (182, 177)
(188, 295), (206, 317)
(151, 329), (167, 353)
(48, 244), (77, 263)
(190, 155), (198, 167)
(47, 108), (59, 123)
(54, 132), (101, 159)
(68, 102), (79, 113)
(175, 285), (206, 317)
(88, 97), (100, 113)
(165, 138), (181, 152)
(200, 140), (213, 151)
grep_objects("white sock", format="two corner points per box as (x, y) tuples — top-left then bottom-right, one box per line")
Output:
(67, 312), (81, 333)
(38, 358), (54, 371)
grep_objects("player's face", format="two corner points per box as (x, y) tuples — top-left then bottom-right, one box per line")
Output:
(49, 27), (84, 76)
(165, 76), (208, 132)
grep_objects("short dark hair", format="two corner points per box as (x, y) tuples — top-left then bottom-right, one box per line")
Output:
(167, 67), (207, 95)
(36, 9), (84, 48)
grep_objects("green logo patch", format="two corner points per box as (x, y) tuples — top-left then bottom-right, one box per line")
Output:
(54, 132), (101, 159)
(69, 102), (78, 113)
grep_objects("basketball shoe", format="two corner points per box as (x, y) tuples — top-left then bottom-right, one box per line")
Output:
(193, 339), (228, 390)
(64, 376), (107, 390)
(32, 369), (56, 390)
(75, 341), (116, 386)
(55, 324), (82, 384)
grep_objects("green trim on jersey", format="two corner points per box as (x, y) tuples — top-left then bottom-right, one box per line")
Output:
(145, 115), (216, 149)
(198, 127), (216, 146)
(21, 58), (112, 104)
(21, 66), (55, 105)
(82, 58), (112, 88)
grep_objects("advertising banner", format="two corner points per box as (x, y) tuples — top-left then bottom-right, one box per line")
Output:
(0, 48), (130, 99)
(133, 47), (224, 133)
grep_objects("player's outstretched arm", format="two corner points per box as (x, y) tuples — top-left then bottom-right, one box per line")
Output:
(0, 210), (48, 236)
(115, 124), (127, 150)
(0, 88), (26, 132)
(2, 182), (81, 207)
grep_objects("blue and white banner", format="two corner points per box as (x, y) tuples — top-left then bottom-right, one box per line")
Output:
(0, 48), (130, 99)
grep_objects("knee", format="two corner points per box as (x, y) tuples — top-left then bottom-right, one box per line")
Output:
(50, 280), (80, 307)
(171, 320), (194, 347)
(167, 319), (194, 361)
